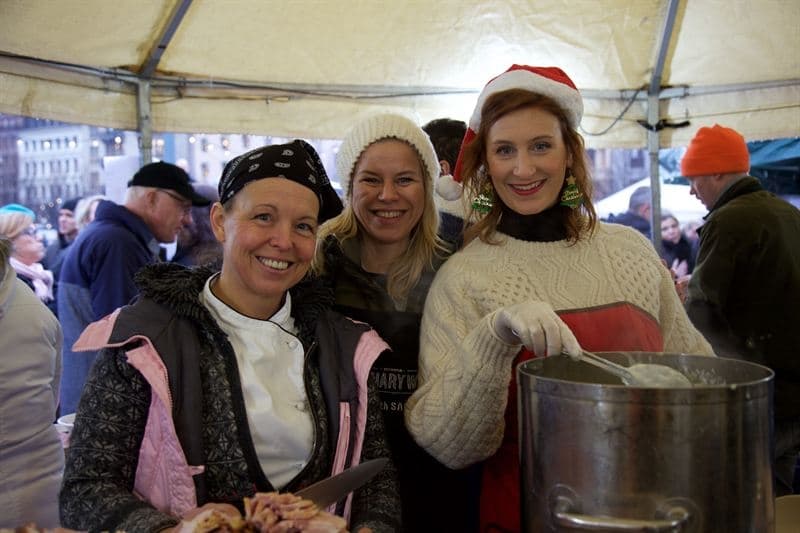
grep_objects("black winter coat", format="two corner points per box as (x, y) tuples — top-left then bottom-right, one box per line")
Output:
(60, 263), (400, 532)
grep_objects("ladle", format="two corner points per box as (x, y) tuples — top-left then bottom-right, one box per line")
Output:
(576, 350), (693, 388)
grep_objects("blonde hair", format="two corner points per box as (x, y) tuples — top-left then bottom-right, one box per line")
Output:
(460, 89), (597, 246)
(0, 237), (10, 278)
(314, 141), (447, 302)
(75, 194), (106, 230)
(0, 211), (35, 240)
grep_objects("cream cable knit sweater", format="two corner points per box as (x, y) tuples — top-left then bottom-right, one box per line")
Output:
(405, 223), (713, 469)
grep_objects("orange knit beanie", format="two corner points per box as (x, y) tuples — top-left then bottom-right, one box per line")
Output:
(680, 124), (750, 177)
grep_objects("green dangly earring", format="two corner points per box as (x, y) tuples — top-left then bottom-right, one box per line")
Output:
(559, 174), (583, 209)
(471, 170), (494, 214)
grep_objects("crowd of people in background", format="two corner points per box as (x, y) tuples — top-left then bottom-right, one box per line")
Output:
(1, 62), (798, 532)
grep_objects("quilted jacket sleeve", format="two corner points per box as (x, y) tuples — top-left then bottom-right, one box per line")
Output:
(59, 347), (180, 533)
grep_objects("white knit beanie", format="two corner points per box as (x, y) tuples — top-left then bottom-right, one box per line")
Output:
(336, 113), (440, 201)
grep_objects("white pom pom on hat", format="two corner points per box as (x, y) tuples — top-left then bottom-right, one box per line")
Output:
(439, 65), (583, 202)
(336, 113), (440, 202)
(435, 173), (463, 202)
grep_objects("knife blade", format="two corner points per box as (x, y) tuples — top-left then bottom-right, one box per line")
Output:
(295, 457), (388, 508)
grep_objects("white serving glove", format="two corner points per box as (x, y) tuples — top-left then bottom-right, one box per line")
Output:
(491, 300), (582, 359)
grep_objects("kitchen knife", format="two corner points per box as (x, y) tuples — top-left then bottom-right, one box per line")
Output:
(295, 457), (388, 508)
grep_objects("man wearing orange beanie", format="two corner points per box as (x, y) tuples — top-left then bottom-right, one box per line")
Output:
(681, 124), (800, 495)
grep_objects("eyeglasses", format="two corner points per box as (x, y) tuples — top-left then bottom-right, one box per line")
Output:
(18, 226), (38, 238)
(156, 189), (192, 216)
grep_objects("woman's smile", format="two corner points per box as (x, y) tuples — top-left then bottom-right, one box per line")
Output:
(257, 256), (291, 270)
(506, 178), (547, 195)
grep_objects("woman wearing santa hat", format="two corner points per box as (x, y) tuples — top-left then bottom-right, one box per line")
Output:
(405, 65), (713, 532)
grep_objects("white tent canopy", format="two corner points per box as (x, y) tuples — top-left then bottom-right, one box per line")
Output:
(1, 0), (799, 150)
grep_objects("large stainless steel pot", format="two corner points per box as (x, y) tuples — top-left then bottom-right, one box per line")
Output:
(518, 352), (774, 532)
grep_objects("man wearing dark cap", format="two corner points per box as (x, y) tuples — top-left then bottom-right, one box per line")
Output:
(681, 124), (800, 495)
(43, 197), (81, 316)
(57, 161), (211, 416)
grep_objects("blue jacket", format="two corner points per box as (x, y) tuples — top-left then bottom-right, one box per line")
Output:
(57, 200), (161, 415)
(605, 210), (651, 238)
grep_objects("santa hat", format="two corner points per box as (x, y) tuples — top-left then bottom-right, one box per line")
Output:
(336, 113), (439, 202)
(436, 65), (584, 202)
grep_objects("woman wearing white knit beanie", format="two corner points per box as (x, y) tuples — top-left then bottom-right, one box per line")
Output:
(403, 65), (715, 533)
(315, 113), (478, 532)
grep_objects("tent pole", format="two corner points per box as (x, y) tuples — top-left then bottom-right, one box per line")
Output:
(140, 0), (193, 79)
(645, 0), (681, 254)
(135, 0), (193, 165)
(137, 80), (153, 166)
(647, 95), (662, 255)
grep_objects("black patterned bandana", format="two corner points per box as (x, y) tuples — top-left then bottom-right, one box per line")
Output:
(218, 140), (343, 222)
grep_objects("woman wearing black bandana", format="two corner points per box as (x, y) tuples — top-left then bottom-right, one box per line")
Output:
(405, 65), (713, 533)
(60, 141), (400, 532)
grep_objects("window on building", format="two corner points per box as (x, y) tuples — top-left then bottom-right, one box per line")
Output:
(153, 137), (165, 159)
(108, 139), (123, 156)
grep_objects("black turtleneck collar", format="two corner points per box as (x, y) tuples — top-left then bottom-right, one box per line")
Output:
(496, 203), (569, 242)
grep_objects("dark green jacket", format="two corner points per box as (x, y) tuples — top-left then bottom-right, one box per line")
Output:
(686, 177), (800, 419)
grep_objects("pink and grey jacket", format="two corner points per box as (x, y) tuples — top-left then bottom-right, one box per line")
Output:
(59, 263), (400, 533)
